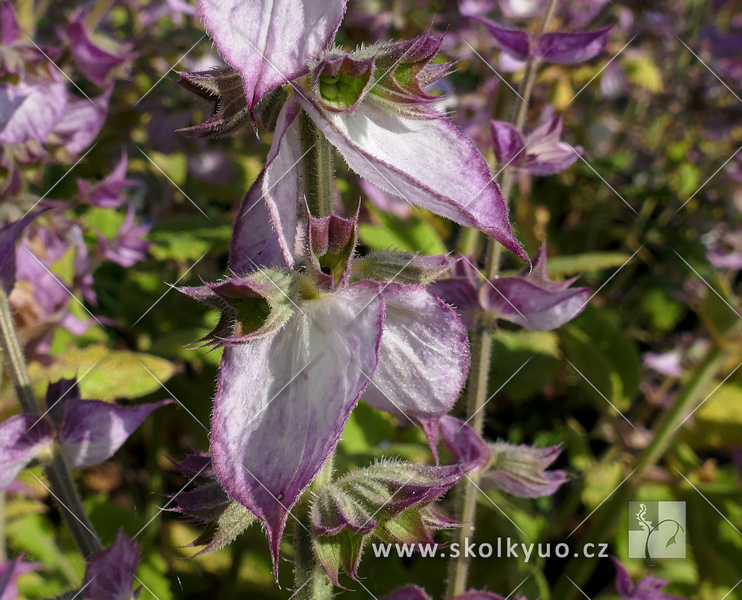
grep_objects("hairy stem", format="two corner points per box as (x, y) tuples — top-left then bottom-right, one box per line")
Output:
(447, 3), (559, 596)
(554, 344), (729, 599)
(445, 323), (493, 597)
(299, 111), (335, 219)
(0, 288), (102, 559)
(293, 454), (335, 600)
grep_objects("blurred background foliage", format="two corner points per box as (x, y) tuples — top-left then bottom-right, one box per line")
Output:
(2, 0), (742, 598)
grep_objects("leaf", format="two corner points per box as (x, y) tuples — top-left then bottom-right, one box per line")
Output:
(148, 216), (232, 261)
(680, 382), (742, 448)
(489, 330), (561, 402)
(560, 306), (640, 410)
(623, 56), (663, 93)
(546, 252), (630, 277)
(22, 345), (176, 401)
(358, 207), (446, 255)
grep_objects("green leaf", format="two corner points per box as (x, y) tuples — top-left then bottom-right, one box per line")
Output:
(623, 56), (663, 93)
(560, 306), (641, 410)
(358, 208), (446, 255)
(546, 252), (630, 277)
(489, 330), (561, 402)
(148, 216), (232, 261)
(23, 345), (176, 401)
(680, 382), (742, 448)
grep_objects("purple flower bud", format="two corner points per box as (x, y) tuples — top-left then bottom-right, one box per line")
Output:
(167, 454), (258, 555)
(438, 415), (492, 472)
(490, 116), (583, 176)
(82, 529), (141, 600)
(612, 556), (689, 600)
(480, 442), (567, 498)
(103, 204), (151, 268)
(306, 212), (358, 289)
(482, 246), (590, 330)
(77, 152), (139, 208)
(381, 587), (522, 600)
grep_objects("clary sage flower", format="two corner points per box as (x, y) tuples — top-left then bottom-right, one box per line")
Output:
(182, 0), (529, 263)
(180, 209), (470, 574)
(0, 378), (171, 492)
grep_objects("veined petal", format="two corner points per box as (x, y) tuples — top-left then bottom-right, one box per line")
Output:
(0, 415), (54, 493)
(259, 97), (304, 268)
(298, 96), (528, 261)
(363, 283), (469, 456)
(198, 0), (347, 111)
(58, 399), (172, 468)
(0, 80), (67, 145)
(534, 25), (613, 65)
(211, 282), (384, 574)
(483, 277), (589, 330)
(475, 18), (531, 61)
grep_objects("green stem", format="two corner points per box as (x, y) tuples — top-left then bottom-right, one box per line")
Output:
(446, 4), (559, 597)
(0, 492), (6, 562)
(293, 453), (335, 600)
(445, 324), (493, 597)
(299, 111), (335, 219)
(554, 344), (729, 600)
(0, 288), (102, 559)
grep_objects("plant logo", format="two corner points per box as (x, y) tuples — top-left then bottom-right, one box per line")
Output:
(628, 501), (686, 564)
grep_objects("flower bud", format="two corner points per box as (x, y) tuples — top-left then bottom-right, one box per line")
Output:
(306, 213), (358, 289)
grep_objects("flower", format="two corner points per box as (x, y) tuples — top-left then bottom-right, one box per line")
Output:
(489, 115), (583, 175)
(474, 17), (613, 71)
(66, 9), (135, 87)
(198, 0), (347, 113)
(180, 209), (470, 575)
(0, 210), (48, 295)
(311, 461), (465, 583)
(439, 416), (568, 497)
(612, 557), (689, 600)
(430, 245), (590, 331)
(81, 529), (141, 600)
(0, 378), (171, 493)
(185, 3), (528, 262)
(381, 585), (527, 600)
